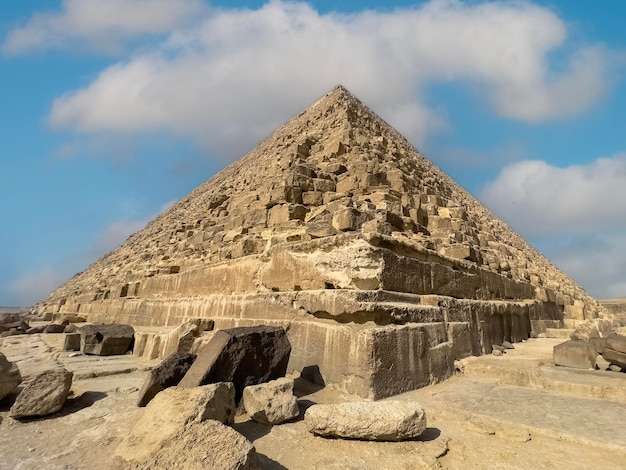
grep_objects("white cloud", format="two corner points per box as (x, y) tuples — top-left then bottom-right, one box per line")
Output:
(481, 154), (626, 237)
(45, 0), (612, 158)
(2, 0), (207, 55)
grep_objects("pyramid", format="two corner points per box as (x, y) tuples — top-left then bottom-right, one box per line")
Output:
(37, 86), (608, 398)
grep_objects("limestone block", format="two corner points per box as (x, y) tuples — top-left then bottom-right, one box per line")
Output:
(305, 401), (427, 441)
(602, 348), (626, 369)
(293, 164), (317, 178)
(80, 324), (134, 356)
(120, 420), (258, 470)
(44, 323), (66, 334)
(269, 185), (302, 205)
(63, 333), (81, 351)
(243, 377), (299, 425)
(332, 208), (359, 232)
(137, 352), (198, 407)
(325, 162), (347, 175)
(116, 383), (237, 463)
(570, 320), (601, 341)
(179, 326), (291, 402)
(0, 352), (22, 401)
(606, 333), (626, 353)
(335, 175), (357, 193)
(10, 368), (73, 418)
(268, 204), (308, 226)
(447, 322), (474, 360)
(302, 191), (323, 206)
(289, 173), (315, 191)
(313, 178), (336, 193)
(553, 340), (597, 369)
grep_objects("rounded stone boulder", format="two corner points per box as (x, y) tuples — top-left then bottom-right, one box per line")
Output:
(305, 400), (427, 441)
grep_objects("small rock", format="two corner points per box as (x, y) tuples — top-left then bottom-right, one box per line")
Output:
(10, 368), (73, 418)
(0, 352), (22, 401)
(68, 352), (82, 358)
(305, 400), (427, 441)
(492, 349), (503, 357)
(243, 377), (299, 425)
(608, 364), (623, 373)
(492, 345), (505, 352)
(502, 341), (515, 349)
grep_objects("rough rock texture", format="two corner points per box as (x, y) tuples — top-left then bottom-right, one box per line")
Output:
(116, 383), (236, 462)
(136, 352), (197, 407)
(570, 320), (601, 341)
(34, 85), (611, 398)
(0, 352), (22, 400)
(243, 377), (299, 425)
(179, 326), (291, 401)
(63, 333), (81, 351)
(163, 318), (212, 357)
(553, 340), (598, 370)
(10, 368), (72, 418)
(602, 333), (626, 369)
(80, 324), (134, 356)
(305, 400), (427, 441)
(123, 420), (258, 470)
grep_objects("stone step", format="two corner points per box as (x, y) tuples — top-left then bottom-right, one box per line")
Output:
(545, 328), (573, 339)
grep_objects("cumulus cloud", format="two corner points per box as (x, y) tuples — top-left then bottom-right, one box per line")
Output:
(2, 0), (207, 55)
(44, 0), (612, 159)
(481, 154), (626, 236)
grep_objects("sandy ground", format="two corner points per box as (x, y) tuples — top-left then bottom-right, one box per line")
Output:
(1, 334), (626, 469)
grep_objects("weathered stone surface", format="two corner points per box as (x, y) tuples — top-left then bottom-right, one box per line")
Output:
(10, 368), (72, 418)
(179, 326), (291, 401)
(44, 323), (66, 334)
(121, 420), (258, 470)
(0, 352), (22, 401)
(116, 383), (236, 462)
(80, 324), (134, 355)
(63, 333), (81, 351)
(243, 377), (299, 425)
(61, 314), (86, 323)
(553, 340), (597, 370)
(33, 85), (610, 400)
(163, 318), (212, 357)
(305, 401), (427, 441)
(570, 320), (601, 341)
(602, 348), (626, 369)
(137, 352), (197, 407)
(606, 333), (626, 353)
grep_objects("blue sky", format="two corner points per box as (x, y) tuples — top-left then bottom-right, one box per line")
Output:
(1, 0), (626, 306)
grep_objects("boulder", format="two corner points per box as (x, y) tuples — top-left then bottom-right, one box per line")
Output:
(120, 420), (258, 470)
(602, 348), (626, 369)
(570, 320), (601, 341)
(179, 326), (291, 402)
(305, 401), (428, 441)
(116, 383), (236, 463)
(553, 340), (597, 369)
(0, 320), (29, 333)
(25, 325), (46, 334)
(0, 352), (22, 400)
(79, 324), (134, 355)
(137, 352), (197, 407)
(10, 368), (73, 418)
(61, 314), (86, 323)
(606, 333), (626, 353)
(243, 377), (299, 425)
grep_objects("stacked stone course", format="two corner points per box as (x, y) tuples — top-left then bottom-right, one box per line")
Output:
(35, 86), (609, 398)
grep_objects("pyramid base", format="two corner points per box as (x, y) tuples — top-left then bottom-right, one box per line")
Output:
(54, 289), (561, 399)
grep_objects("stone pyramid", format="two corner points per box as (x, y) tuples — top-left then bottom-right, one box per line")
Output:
(37, 85), (607, 398)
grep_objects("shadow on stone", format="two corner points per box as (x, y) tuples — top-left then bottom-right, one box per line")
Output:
(257, 453), (288, 470)
(417, 427), (441, 442)
(232, 418), (273, 443)
(56, 391), (108, 417)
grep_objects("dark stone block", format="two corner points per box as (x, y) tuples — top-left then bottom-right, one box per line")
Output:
(606, 333), (626, 354)
(179, 326), (291, 402)
(63, 333), (81, 351)
(136, 352), (197, 407)
(79, 324), (134, 356)
(44, 324), (66, 334)
(602, 348), (626, 369)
